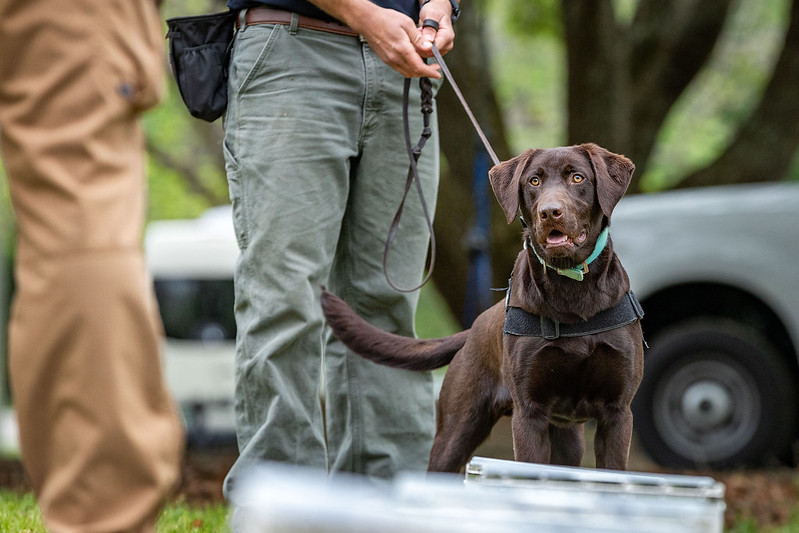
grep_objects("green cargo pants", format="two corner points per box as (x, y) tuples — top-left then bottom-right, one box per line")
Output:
(222, 16), (440, 493)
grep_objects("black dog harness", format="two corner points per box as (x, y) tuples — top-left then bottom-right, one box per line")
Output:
(503, 284), (644, 340)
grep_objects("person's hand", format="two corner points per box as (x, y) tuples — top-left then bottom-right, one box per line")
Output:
(311, 0), (442, 78)
(418, 0), (456, 57)
(352, 3), (442, 78)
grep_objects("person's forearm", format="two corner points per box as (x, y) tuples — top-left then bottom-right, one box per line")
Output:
(305, 0), (379, 34)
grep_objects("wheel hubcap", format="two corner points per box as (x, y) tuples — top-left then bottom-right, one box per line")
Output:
(681, 381), (733, 429)
(653, 357), (760, 464)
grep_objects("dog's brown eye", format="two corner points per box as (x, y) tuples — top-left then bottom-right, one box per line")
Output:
(530, 177), (541, 186)
(573, 174), (585, 183)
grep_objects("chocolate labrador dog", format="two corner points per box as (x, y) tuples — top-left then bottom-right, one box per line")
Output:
(321, 143), (644, 472)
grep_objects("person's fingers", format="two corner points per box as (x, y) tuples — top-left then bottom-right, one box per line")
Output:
(432, 18), (455, 54)
(417, 1), (456, 57)
(411, 26), (434, 54)
(421, 27), (437, 44)
(388, 24), (441, 77)
(357, 9), (442, 78)
(400, 49), (441, 78)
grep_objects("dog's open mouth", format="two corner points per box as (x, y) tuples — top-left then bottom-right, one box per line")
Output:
(545, 229), (587, 249)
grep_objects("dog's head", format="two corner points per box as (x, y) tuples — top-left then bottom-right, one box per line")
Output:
(488, 144), (634, 268)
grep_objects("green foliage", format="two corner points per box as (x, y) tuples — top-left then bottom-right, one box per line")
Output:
(144, 0), (232, 224)
(644, 0), (791, 191)
(143, 82), (229, 222)
(789, 151), (799, 182)
(488, 0), (566, 152)
(147, 0), (799, 219)
(162, 0), (229, 18)
(415, 282), (460, 338)
(490, 0), (793, 191)
(2, 0), (798, 232)
(500, 0), (562, 38)
(0, 167), (13, 256)
(611, 0), (638, 25)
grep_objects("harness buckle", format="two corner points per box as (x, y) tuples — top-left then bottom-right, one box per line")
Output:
(540, 316), (560, 340)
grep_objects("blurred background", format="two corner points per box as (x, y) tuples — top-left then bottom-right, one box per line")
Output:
(2, 0), (799, 505)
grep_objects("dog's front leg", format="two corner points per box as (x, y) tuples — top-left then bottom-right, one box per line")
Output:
(549, 424), (585, 466)
(511, 408), (552, 464)
(594, 406), (633, 470)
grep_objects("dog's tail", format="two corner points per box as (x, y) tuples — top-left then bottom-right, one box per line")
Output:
(320, 288), (468, 371)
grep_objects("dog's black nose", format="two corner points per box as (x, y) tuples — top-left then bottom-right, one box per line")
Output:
(539, 202), (564, 220)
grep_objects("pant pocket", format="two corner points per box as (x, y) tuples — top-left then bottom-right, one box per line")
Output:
(231, 24), (281, 95)
(91, 0), (165, 113)
(222, 133), (250, 250)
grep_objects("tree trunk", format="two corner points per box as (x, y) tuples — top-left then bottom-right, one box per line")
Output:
(432, 1), (517, 322)
(562, 0), (629, 153)
(628, 0), (733, 185)
(561, 0), (733, 190)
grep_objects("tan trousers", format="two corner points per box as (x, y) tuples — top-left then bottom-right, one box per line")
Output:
(0, 1), (184, 531)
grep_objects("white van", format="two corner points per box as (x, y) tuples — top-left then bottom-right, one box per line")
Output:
(145, 206), (239, 445)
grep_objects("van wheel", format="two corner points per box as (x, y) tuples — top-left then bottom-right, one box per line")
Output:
(632, 319), (797, 469)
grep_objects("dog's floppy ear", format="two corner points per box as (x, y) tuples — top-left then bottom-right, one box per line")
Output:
(581, 143), (635, 219)
(488, 149), (537, 224)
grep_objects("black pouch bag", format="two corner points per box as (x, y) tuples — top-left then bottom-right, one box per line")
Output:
(166, 11), (236, 122)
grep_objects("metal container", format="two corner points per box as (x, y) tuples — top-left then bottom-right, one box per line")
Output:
(230, 458), (725, 532)
(465, 456), (726, 533)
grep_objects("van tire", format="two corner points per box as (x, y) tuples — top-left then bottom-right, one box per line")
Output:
(632, 319), (797, 469)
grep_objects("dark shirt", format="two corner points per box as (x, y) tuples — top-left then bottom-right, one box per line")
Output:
(227, 0), (419, 23)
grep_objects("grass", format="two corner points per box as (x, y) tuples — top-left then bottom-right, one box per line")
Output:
(7, 488), (799, 532)
(0, 490), (230, 532)
(155, 500), (229, 532)
(0, 490), (44, 532)
(729, 520), (799, 533)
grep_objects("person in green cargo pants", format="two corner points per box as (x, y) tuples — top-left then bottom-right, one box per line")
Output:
(221, 0), (460, 506)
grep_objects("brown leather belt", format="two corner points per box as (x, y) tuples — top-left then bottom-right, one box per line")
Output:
(238, 7), (359, 37)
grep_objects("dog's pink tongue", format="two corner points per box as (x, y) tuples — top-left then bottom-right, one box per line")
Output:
(547, 231), (569, 245)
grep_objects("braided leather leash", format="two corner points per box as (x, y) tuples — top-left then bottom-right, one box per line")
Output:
(383, 43), (500, 292)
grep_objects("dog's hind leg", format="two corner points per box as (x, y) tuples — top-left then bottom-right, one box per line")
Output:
(427, 401), (502, 473)
(548, 424), (585, 466)
(427, 367), (507, 473)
